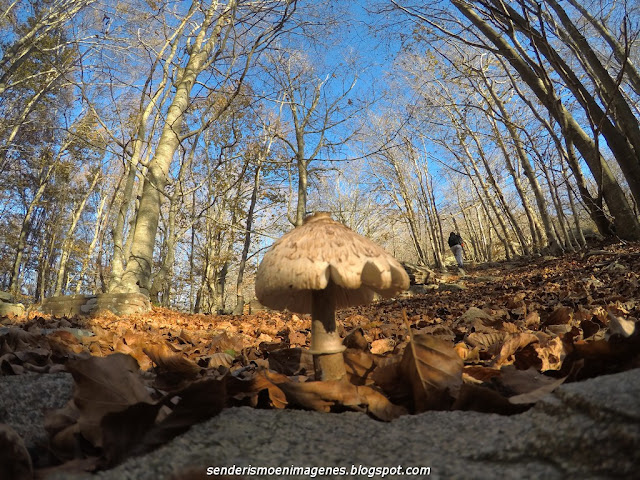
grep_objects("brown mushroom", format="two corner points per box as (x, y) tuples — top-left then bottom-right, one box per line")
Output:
(255, 212), (409, 381)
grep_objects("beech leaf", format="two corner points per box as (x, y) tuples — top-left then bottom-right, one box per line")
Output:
(399, 332), (463, 412)
(264, 371), (406, 421)
(66, 353), (153, 447)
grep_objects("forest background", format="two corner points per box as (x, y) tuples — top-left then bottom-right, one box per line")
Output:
(1, 0), (639, 315)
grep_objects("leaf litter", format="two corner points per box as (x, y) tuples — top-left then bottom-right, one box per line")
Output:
(1, 241), (640, 476)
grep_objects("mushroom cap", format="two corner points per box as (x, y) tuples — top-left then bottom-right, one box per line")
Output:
(255, 212), (410, 314)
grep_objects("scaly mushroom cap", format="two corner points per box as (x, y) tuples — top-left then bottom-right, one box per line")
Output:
(255, 212), (410, 313)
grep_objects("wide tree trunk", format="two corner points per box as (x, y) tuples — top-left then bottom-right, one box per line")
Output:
(117, 1), (238, 293)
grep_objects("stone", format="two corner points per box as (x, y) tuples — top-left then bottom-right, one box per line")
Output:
(2, 368), (638, 479)
(0, 302), (25, 317)
(39, 293), (151, 317)
(0, 291), (14, 303)
(438, 282), (466, 292)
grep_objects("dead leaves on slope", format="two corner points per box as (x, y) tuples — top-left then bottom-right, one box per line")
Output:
(2, 242), (640, 476)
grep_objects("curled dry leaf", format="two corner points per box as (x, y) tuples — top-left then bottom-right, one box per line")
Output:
(370, 338), (395, 355)
(466, 330), (506, 350)
(143, 343), (200, 378)
(454, 342), (479, 362)
(342, 327), (370, 351)
(497, 365), (568, 404)
(267, 347), (314, 376)
(493, 332), (539, 368)
(456, 307), (497, 329)
(400, 333), (463, 412)
(545, 306), (574, 326)
(264, 370), (406, 421)
(533, 336), (570, 371)
(227, 370), (288, 409)
(462, 365), (501, 384)
(524, 311), (541, 328)
(343, 349), (376, 385)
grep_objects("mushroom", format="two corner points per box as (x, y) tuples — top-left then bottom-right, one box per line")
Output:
(255, 212), (409, 381)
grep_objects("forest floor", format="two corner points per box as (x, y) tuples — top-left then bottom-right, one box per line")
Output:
(1, 240), (639, 477)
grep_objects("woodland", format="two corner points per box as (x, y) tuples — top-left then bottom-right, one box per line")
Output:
(1, 0), (640, 478)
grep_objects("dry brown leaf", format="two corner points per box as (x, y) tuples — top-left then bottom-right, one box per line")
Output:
(462, 365), (501, 384)
(524, 311), (541, 328)
(493, 332), (539, 368)
(466, 330), (505, 350)
(546, 306), (573, 325)
(226, 370), (288, 409)
(104, 378), (227, 468)
(502, 322), (520, 334)
(66, 353), (154, 448)
(343, 349), (376, 385)
(533, 337), (570, 371)
(508, 376), (568, 404)
(342, 328), (369, 351)
(264, 371), (405, 421)
(267, 347), (314, 376)
(206, 352), (234, 369)
(498, 365), (567, 404)
(456, 307), (497, 329)
(370, 338), (395, 355)
(143, 343), (200, 378)
(400, 333), (463, 412)
(452, 383), (528, 414)
(0, 423), (32, 480)
(45, 400), (82, 461)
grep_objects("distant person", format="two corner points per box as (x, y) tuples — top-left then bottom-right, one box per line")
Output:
(448, 232), (465, 268)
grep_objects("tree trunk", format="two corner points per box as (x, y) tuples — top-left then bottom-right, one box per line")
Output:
(54, 168), (101, 296)
(452, 0), (640, 240)
(234, 159), (264, 315)
(118, 1), (239, 293)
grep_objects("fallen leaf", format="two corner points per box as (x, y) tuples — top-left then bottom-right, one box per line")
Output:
(342, 328), (369, 351)
(267, 347), (314, 376)
(497, 365), (567, 404)
(607, 311), (636, 338)
(143, 343), (200, 378)
(265, 371), (406, 421)
(343, 349), (377, 385)
(466, 330), (506, 350)
(370, 338), (395, 355)
(534, 337), (570, 371)
(493, 332), (539, 368)
(66, 353), (154, 448)
(399, 333), (463, 412)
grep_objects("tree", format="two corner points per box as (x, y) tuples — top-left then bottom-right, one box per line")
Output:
(113, 0), (297, 295)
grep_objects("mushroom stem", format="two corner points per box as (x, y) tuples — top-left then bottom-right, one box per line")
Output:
(309, 286), (346, 381)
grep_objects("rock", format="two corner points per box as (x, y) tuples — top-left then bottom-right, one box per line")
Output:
(401, 284), (439, 297)
(2, 368), (639, 479)
(39, 293), (151, 317)
(0, 373), (73, 468)
(247, 298), (268, 313)
(0, 291), (14, 303)
(438, 282), (466, 292)
(0, 302), (25, 317)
